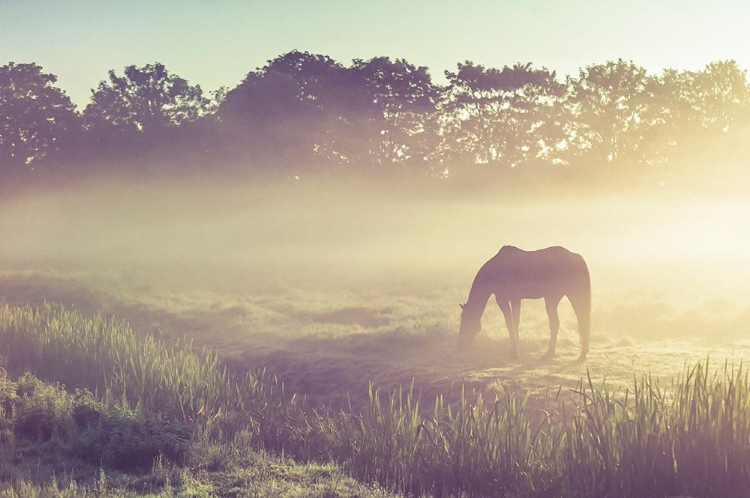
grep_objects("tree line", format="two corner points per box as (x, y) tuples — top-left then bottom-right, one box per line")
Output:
(1, 51), (748, 183)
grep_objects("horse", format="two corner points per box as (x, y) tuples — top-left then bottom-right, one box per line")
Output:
(458, 245), (591, 361)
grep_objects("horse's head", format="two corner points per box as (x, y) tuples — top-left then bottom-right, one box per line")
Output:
(457, 302), (481, 348)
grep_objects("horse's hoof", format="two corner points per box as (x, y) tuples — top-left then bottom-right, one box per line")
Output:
(576, 353), (587, 363)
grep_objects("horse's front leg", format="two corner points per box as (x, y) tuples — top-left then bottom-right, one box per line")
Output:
(541, 296), (562, 360)
(510, 299), (521, 346)
(496, 297), (519, 359)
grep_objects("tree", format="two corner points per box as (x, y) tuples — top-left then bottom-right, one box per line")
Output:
(220, 52), (447, 175)
(351, 57), (442, 171)
(661, 61), (749, 136)
(83, 63), (209, 156)
(442, 62), (565, 171)
(565, 60), (659, 164)
(0, 62), (79, 172)
(637, 60), (750, 178)
(219, 51), (369, 173)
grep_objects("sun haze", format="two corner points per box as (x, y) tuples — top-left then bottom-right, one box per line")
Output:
(3, 3), (750, 496)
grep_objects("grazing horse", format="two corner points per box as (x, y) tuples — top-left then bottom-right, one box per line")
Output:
(458, 246), (591, 361)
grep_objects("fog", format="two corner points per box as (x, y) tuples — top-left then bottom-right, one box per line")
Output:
(2, 172), (750, 345)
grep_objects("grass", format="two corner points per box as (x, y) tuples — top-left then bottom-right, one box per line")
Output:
(0, 303), (280, 431)
(0, 445), (397, 497)
(0, 360), (397, 497)
(1, 301), (750, 497)
(555, 362), (750, 497)
(325, 363), (750, 497)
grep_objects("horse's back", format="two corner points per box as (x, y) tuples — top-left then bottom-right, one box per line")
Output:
(493, 245), (586, 271)
(480, 246), (589, 299)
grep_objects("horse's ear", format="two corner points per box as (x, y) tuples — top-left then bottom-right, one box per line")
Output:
(459, 303), (466, 310)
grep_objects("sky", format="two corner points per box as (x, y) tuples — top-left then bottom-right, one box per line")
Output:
(2, 0), (750, 109)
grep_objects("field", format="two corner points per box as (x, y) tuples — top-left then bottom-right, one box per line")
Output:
(1, 176), (750, 496)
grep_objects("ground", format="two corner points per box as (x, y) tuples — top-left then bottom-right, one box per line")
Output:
(2, 267), (748, 414)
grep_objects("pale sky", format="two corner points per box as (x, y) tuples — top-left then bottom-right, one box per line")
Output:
(2, 0), (750, 109)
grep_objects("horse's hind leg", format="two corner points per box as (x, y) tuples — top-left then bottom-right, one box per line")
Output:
(541, 296), (562, 360)
(568, 290), (591, 361)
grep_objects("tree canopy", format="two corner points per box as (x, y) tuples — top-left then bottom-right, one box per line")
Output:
(82, 63), (209, 160)
(0, 62), (79, 172)
(1, 53), (749, 186)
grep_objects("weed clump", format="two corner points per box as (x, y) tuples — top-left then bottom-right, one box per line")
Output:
(0, 370), (190, 473)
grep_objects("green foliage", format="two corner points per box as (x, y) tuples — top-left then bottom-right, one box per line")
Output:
(444, 61), (566, 168)
(0, 392), (399, 497)
(0, 303), (274, 430)
(1, 303), (750, 497)
(546, 362), (750, 497)
(324, 383), (547, 496)
(4, 54), (749, 181)
(0, 370), (189, 477)
(0, 62), (80, 171)
(83, 63), (209, 133)
(313, 361), (750, 497)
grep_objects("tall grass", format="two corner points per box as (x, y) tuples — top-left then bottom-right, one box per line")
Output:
(0, 303), (278, 431)
(547, 362), (750, 497)
(2, 302), (750, 497)
(325, 362), (750, 497)
(334, 384), (550, 496)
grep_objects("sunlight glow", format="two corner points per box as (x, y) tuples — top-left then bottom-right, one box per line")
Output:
(638, 201), (750, 261)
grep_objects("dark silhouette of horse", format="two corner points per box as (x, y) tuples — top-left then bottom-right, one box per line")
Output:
(459, 246), (591, 361)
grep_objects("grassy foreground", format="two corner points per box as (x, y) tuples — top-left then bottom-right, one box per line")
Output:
(1, 302), (749, 497)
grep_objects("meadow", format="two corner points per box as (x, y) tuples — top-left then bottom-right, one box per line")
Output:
(1, 176), (750, 496)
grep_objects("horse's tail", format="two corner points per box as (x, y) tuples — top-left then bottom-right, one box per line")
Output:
(570, 256), (591, 357)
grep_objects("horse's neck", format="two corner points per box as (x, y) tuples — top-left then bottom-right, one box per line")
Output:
(466, 280), (493, 319)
